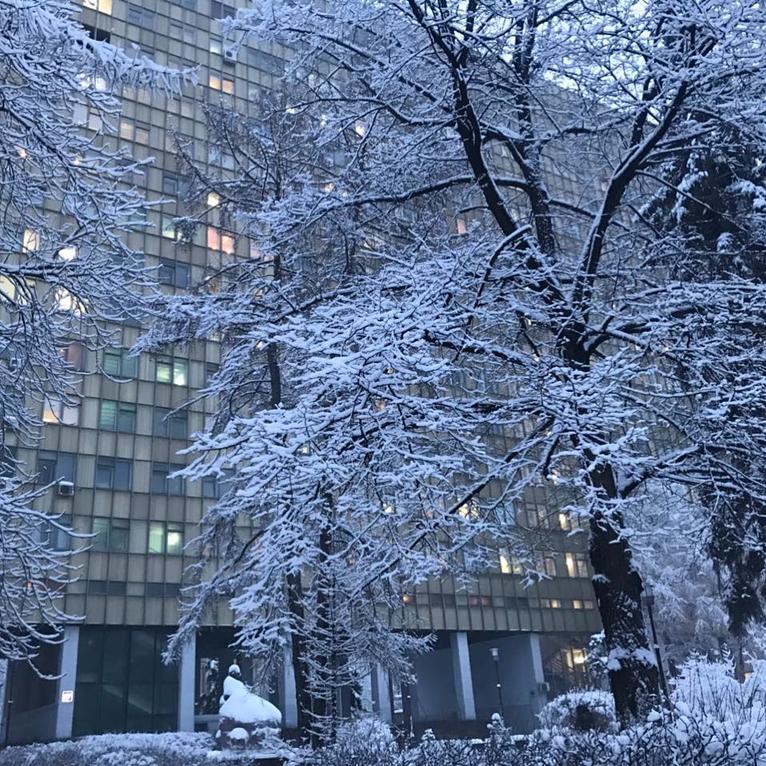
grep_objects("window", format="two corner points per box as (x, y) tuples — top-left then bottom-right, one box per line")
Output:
(209, 74), (234, 95)
(98, 400), (136, 432)
(148, 520), (184, 553)
(82, 0), (112, 13)
(210, 0), (235, 18)
(498, 547), (523, 575)
(87, 580), (126, 595)
(127, 3), (155, 27)
(82, 23), (111, 42)
(150, 463), (185, 495)
(39, 513), (71, 551)
(22, 228), (39, 254)
(92, 516), (129, 552)
(103, 349), (137, 378)
(170, 21), (196, 44)
(541, 554), (557, 577)
(158, 259), (190, 289)
(37, 451), (76, 485)
(95, 457), (132, 490)
(146, 582), (181, 597)
(43, 396), (79, 426)
(202, 476), (219, 499)
(162, 172), (188, 197)
(541, 598), (562, 609)
(119, 119), (150, 144)
(565, 552), (590, 579)
(152, 408), (188, 439)
(206, 227), (235, 255)
(156, 357), (188, 386)
(468, 595), (492, 607)
(60, 342), (86, 371)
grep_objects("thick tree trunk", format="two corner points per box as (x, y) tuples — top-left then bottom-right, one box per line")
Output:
(286, 573), (313, 740)
(588, 462), (660, 723)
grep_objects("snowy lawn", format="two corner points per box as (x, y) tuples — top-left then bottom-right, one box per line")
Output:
(0, 732), (280, 766)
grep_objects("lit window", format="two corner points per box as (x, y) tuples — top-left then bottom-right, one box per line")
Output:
(541, 554), (557, 577)
(456, 218), (468, 236)
(0, 277), (15, 301)
(207, 192), (220, 207)
(82, 0), (112, 13)
(60, 342), (86, 371)
(565, 552), (589, 579)
(499, 547), (524, 575)
(16, 146), (27, 159)
(55, 288), (84, 314)
(58, 246), (77, 261)
(457, 500), (479, 519)
(22, 229), (39, 254)
(207, 227), (235, 254)
(209, 74), (234, 94)
(156, 357), (188, 386)
(43, 396), (79, 426)
(353, 121), (366, 138)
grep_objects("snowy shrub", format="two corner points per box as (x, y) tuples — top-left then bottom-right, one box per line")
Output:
(94, 752), (158, 766)
(301, 716), (397, 766)
(334, 715), (395, 750)
(0, 732), (255, 766)
(537, 689), (616, 731)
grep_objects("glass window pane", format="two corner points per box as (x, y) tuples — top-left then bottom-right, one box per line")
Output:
(110, 522), (129, 553)
(103, 352), (121, 376)
(166, 525), (183, 555)
(99, 401), (117, 429)
(148, 522), (165, 554)
(114, 460), (132, 490)
(156, 360), (172, 384)
(92, 517), (109, 551)
(172, 360), (187, 386)
(95, 458), (114, 488)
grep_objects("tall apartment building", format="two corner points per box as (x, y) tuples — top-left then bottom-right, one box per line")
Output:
(1, 0), (600, 745)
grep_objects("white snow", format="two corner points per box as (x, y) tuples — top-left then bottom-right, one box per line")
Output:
(219, 678), (281, 725)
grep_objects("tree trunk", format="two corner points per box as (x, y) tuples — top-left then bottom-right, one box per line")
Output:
(588, 462), (660, 723)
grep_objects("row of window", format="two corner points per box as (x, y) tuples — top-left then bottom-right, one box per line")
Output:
(405, 593), (597, 611)
(85, 580), (182, 597)
(498, 548), (590, 579)
(40, 515), (185, 555)
(36, 451), (222, 497)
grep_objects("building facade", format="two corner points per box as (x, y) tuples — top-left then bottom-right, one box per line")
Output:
(1, 0), (600, 745)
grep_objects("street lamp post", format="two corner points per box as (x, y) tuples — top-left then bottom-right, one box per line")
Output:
(490, 647), (504, 718)
(643, 584), (670, 705)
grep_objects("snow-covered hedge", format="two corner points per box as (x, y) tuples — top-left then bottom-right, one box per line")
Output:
(537, 689), (616, 731)
(0, 732), (257, 766)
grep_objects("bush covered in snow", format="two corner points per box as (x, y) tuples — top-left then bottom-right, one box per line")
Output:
(0, 732), (260, 766)
(537, 689), (616, 731)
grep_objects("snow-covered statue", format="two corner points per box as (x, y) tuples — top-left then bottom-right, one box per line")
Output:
(215, 663), (282, 750)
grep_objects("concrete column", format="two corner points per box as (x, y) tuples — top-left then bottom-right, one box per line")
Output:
(449, 631), (476, 720)
(527, 633), (548, 713)
(278, 643), (298, 728)
(54, 626), (80, 740)
(370, 664), (392, 723)
(177, 635), (196, 732)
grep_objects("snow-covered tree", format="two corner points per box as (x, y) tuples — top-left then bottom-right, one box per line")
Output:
(0, 0), (181, 661)
(144, 0), (766, 725)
